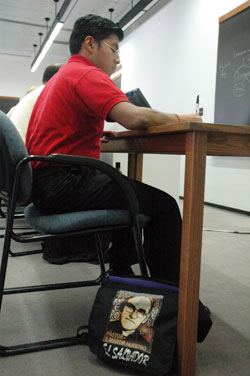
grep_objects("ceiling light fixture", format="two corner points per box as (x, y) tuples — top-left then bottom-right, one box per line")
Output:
(31, 0), (72, 72)
(109, 8), (114, 21)
(119, 0), (160, 31)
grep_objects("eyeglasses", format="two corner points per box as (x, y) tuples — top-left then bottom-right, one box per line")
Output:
(102, 41), (120, 57)
(125, 302), (148, 318)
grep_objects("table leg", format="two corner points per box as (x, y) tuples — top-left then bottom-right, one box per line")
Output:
(178, 132), (207, 376)
(128, 153), (143, 181)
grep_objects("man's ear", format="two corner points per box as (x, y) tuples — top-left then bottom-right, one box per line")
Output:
(83, 36), (96, 53)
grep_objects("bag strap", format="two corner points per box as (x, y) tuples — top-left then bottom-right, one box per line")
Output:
(77, 325), (89, 345)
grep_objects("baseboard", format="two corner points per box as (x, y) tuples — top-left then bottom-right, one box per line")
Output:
(179, 197), (250, 216)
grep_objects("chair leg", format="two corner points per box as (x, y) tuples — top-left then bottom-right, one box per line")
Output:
(9, 230), (43, 257)
(0, 241), (42, 256)
(9, 247), (42, 257)
(94, 232), (106, 278)
(0, 233), (107, 356)
(0, 224), (11, 311)
(0, 216), (108, 355)
(0, 198), (6, 218)
(0, 336), (84, 356)
(131, 217), (149, 278)
(3, 277), (102, 295)
(0, 199), (26, 220)
(0, 230), (101, 356)
(1, 270), (101, 356)
(0, 201), (41, 254)
(0, 271), (101, 356)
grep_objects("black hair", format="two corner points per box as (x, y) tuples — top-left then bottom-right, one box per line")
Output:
(69, 14), (123, 55)
(42, 64), (62, 84)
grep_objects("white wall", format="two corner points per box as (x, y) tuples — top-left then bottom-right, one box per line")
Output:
(0, 55), (38, 99)
(118, 0), (250, 211)
(0, 54), (67, 100)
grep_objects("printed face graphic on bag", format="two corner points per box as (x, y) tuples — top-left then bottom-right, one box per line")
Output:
(120, 296), (151, 332)
(103, 290), (163, 354)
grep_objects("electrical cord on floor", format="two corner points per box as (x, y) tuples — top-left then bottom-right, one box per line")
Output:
(203, 228), (250, 234)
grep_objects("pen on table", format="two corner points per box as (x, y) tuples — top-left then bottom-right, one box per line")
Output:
(196, 95), (199, 114)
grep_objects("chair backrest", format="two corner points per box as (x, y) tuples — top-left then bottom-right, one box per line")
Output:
(0, 110), (32, 204)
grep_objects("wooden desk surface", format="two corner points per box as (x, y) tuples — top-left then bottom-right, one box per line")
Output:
(101, 122), (250, 376)
(102, 122), (250, 156)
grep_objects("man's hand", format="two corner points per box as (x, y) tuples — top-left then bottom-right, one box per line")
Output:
(101, 130), (117, 143)
(179, 113), (203, 122)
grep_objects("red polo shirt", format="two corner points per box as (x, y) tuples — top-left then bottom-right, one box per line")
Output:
(26, 55), (128, 168)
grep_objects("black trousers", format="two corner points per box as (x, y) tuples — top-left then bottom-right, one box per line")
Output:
(32, 166), (182, 282)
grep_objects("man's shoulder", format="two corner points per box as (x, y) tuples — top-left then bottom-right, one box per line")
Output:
(63, 57), (105, 84)
(26, 85), (44, 100)
(9, 85), (44, 118)
(67, 55), (98, 73)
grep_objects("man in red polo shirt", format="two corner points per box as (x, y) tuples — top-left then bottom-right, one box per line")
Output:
(26, 14), (201, 280)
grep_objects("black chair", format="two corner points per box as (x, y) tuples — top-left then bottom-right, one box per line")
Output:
(0, 125), (41, 254)
(0, 110), (149, 356)
(0, 199), (41, 254)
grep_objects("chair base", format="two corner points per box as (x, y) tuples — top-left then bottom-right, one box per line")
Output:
(0, 335), (83, 356)
(4, 276), (103, 295)
(9, 248), (42, 257)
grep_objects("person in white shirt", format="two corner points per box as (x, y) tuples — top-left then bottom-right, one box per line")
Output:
(7, 64), (62, 142)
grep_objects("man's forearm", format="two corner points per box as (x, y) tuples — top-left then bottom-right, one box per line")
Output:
(132, 108), (179, 129)
(108, 101), (202, 130)
(131, 108), (202, 130)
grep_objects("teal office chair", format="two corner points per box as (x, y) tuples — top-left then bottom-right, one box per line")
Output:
(0, 110), (149, 356)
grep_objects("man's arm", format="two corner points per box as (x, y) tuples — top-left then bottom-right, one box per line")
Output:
(108, 101), (202, 130)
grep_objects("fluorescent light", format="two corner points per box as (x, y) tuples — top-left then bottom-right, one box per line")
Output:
(119, 0), (160, 31)
(144, 0), (159, 11)
(122, 11), (145, 31)
(31, 21), (63, 72)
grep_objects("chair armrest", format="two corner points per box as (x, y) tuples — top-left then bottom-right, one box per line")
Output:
(49, 154), (139, 214)
(32, 153), (140, 215)
(15, 154), (148, 276)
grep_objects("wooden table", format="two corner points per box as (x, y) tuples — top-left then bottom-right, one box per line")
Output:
(101, 122), (250, 376)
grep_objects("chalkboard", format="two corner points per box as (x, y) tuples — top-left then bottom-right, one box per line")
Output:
(214, 3), (250, 125)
